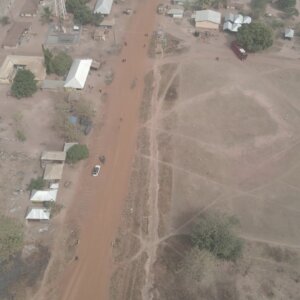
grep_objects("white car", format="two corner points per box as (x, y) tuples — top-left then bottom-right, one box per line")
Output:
(92, 165), (101, 176)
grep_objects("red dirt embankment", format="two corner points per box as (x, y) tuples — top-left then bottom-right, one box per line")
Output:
(58, 1), (159, 300)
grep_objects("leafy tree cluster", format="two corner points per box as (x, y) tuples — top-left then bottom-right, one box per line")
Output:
(191, 214), (243, 261)
(27, 177), (45, 191)
(187, 0), (227, 10)
(11, 69), (37, 99)
(237, 22), (273, 52)
(66, 144), (89, 163)
(40, 7), (53, 24)
(277, 0), (298, 16)
(42, 47), (72, 76)
(66, 0), (103, 25)
(0, 215), (23, 263)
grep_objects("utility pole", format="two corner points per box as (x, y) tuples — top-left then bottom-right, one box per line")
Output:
(54, 0), (67, 20)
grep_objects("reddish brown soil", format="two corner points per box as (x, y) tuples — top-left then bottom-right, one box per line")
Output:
(57, 1), (159, 300)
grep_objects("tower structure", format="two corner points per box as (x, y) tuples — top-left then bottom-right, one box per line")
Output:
(54, 0), (67, 20)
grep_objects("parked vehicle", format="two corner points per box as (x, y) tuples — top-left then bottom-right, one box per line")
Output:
(92, 165), (101, 176)
(231, 41), (247, 61)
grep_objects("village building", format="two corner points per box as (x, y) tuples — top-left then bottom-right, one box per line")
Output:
(20, 0), (39, 17)
(284, 28), (294, 40)
(0, 55), (46, 84)
(41, 151), (66, 167)
(167, 8), (184, 19)
(26, 208), (51, 220)
(94, 0), (113, 15)
(64, 59), (93, 89)
(193, 10), (221, 30)
(30, 189), (58, 203)
(43, 164), (64, 181)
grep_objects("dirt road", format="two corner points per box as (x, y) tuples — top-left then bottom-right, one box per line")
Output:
(56, 1), (159, 300)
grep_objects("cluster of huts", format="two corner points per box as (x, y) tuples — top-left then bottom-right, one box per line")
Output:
(26, 143), (77, 221)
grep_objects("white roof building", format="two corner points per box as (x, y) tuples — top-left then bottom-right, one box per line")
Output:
(94, 0), (113, 15)
(194, 10), (221, 24)
(167, 8), (184, 18)
(64, 59), (92, 89)
(243, 16), (252, 24)
(285, 28), (294, 39)
(223, 21), (232, 31)
(30, 189), (58, 202)
(26, 208), (50, 220)
(233, 14), (243, 24)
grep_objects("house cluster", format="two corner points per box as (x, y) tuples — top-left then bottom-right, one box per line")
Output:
(223, 13), (252, 32)
(26, 143), (77, 221)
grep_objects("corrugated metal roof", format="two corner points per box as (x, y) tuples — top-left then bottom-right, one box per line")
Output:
(64, 59), (92, 89)
(30, 189), (58, 202)
(194, 10), (221, 24)
(26, 208), (50, 220)
(41, 151), (66, 161)
(94, 0), (113, 14)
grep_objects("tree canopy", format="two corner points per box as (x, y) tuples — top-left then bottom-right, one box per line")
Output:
(66, 0), (103, 25)
(40, 6), (53, 24)
(191, 214), (243, 261)
(237, 22), (273, 52)
(0, 215), (23, 263)
(277, 0), (296, 10)
(66, 144), (89, 163)
(11, 69), (37, 99)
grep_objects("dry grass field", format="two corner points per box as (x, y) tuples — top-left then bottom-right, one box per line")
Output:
(112, 21), (300, 299)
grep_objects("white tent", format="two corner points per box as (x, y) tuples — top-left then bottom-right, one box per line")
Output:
(233, 14), (243, 24)
(231, 23), (242, 32)
(26, 208), (50, 220)
(64, 59), (92, 89)
(243, 16), (252, 24)
(223, 21), (232, 31)
(30, 189), (58, 202)
(94, 0), (113, 15)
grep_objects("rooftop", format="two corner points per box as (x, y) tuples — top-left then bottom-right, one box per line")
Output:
(94, 0), (113, 14)
(26, 208), (50, 220)
(20, 0), (39, 16)
(194, 10), (221, 24)
(43, 164), (64, 181)
(41, 151), (66, 161)
(285, 28), (294, 38)
(30, 189), (58, 202)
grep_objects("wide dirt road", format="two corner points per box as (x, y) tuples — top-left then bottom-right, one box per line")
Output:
(58, 1), (158, 300)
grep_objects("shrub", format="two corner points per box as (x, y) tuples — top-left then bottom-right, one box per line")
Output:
(11, 69), (37, 99)
(0, 215), (23, 263)
(277, 0), (296, 10)
(0, 16), (10, 26)
(15, 129), (26, 142)
(191, 214), (243, 261)
(52, 51), (73, 76)
(40, 7), (53, 24)
(66, 144), (89, 163)
(27, 177), (45, 191)
(237, 22), (273, 52)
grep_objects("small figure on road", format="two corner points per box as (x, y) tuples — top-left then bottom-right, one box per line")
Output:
(122, 58), (126, 63)
(144, 33), (148, 37)
(124, 41), (127, 46)
(74, 256), (79, 261)
(143, 44), (146, 48)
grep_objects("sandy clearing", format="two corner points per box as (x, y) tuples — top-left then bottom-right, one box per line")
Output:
(52, 1), (160, 300)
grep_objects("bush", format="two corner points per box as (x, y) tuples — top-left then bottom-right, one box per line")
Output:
(191, 214), (243, 261)
(66, 144), (89, 163)
(237, 22), (273, 52)
(27, 177), (45, 191)
(11, 69), (37, 99)
(0, 215), (23, 263)
(52, 51), (73, 76)
(0, 16), (10, 26)
(251, 0), (268, 18)
(40, 6), (53, 24)
(277, 0), (296, 10)
(15, 129), (26, 142)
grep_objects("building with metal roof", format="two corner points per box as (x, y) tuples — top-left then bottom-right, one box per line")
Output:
(30, 189), (58, 202)
(64, 59), (92, 89)
(167, 8), (184, 18)
(26, 208), (50, 220)
(284, 28), (294, 39)
(193, 10), (221, 30)
(43, 164), (64, 181)
(94, 0), (113, 15)
(41, 151), (66, 162)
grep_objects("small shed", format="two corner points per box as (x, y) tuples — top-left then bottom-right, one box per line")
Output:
(193, 10), (221, 30)
(284, 28), (294, 40)
(43, 164), (64, 181)
(94, 0), (113, 15)
(63, 142), (78, 152)
(26, 208), (50, 220)
(30, 189), (58, 202)
(233, 14), (243, 24)
(99, 18), (115, 28)
(167, 8), (184, 18)
(223, 21), (232, 31)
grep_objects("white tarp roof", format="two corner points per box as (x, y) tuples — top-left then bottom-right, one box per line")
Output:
(223, 21), (232, 31)
(243, 16), (252, 24)
(64, 59), (92, 89)
(50, 183), (59, 189)
(194, 10), (221, 24)
(26, 208), (50, 220)
(94, 0), (113, 14)
(30, 189), (58, 202)
(233, 14), (243, 24)
(285, 28), (294, 38)
(167, 8), (184, 15)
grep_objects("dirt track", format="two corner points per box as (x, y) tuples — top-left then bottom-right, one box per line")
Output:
(55, 1), (159, 300)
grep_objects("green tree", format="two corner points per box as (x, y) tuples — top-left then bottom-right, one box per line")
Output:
(11, 69), (37, 99)
(52, 51), (73, 76)
(277, 0), (296, 10)
(41, 6), (53, 24)
(0, 16), (10, 26)
(42, 46), (54, 74)
(237, 22), (273, 52)
(191, 214), (243, 261)
(66, 144), (89, 163)
(27, 177), (45, 191)
(0, 215), (23, 263)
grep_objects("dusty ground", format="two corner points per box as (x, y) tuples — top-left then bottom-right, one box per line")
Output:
(110, 9), (300, 300)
